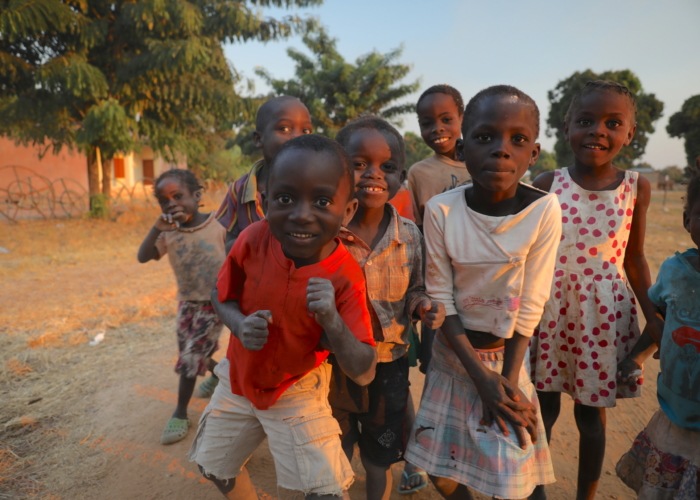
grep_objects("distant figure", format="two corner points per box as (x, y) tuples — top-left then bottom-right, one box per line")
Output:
(137, 169), (225, 445)
(215, 95), (313, 252)
(530, 80), (662, 500)
(188, 135), (377, 499)
(404, 85), (559, 499)
(616, 169), (700, 499)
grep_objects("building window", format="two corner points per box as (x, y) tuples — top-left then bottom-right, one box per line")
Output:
(114, 158), (125, 179)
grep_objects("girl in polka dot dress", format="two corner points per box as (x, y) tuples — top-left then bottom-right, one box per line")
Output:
(530, 81), (661, 500)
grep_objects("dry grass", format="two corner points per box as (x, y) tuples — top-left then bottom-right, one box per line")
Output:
(0, 188), (689, 499)
(0, 190), (224, 499)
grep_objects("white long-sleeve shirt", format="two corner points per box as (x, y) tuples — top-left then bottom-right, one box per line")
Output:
(424, 185), (562, 339)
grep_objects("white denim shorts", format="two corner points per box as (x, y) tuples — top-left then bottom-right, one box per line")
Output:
(188, 359), (353, 496)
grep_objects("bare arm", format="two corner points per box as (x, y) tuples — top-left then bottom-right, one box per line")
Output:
(306, 278), (377, 386)
(531, 171), (555, 192)
(137, 214), (180, 263)
(440, 316), (534, 439)
(211, 288), (271, 351)
(624, 175), (662, 339)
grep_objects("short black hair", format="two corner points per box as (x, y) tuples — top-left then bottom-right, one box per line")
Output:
(685, 165), (700, 214)
(462, 85), (540, 138)
(269, 134), (354, 200)
(565, 80), (637, 124)
(335, 115), (406, 171)
(255, 95), (307, 131)
(417, 84), (465, 116)
(154, 168), (203, 196)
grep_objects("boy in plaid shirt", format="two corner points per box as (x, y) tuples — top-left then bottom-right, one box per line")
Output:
(334, 116), (445, 499)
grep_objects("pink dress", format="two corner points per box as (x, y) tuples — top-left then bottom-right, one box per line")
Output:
(531, 168), (642, 407)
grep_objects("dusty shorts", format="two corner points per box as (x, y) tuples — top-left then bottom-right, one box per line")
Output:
(332, 356), (410, 466)
(175, 301), (222, 378)
(188, 359), (354, 496)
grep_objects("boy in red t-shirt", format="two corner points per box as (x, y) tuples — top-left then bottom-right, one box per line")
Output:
(189, 135), (377, 499)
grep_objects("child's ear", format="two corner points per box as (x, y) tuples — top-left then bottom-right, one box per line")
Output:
(683, 210), (690, 232)
(400, 169), (407, 184)
(261, 190), (268, 213)
(529, 143), (541, 166)
(342, 198), (359, 226)
(253, 130), (263, 149)
(194, 189), (202, 200)
(624, 123), (637, 146)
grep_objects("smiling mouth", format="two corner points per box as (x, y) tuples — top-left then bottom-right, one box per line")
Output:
(432, 137), (449, 145)
(584, 144), (607, 150)
(359, 186), (386, 193)
(288, 232), (314, 239)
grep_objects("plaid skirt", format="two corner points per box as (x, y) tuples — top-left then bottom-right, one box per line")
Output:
(616, 409), (700, 500)
(404, 333), (555, 499)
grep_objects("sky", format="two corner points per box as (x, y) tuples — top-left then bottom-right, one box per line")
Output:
(223, 0), (700, 169)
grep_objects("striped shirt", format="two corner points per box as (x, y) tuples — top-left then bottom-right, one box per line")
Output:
(215, 160), (266, 239)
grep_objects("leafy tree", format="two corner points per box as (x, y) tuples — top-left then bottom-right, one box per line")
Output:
(666, 95), (700, 169)
(0, 0), (320, 211)
(254, 26), (419, 137)
(529, 148), (557, 179)
(404, 131), (433, 169)
(546, 69), (663, 170)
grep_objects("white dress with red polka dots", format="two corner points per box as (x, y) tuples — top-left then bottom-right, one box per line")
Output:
(531, 168), (641, 407)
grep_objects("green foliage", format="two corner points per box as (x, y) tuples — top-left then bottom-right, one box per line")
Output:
(254, 26), (419, 137)
(404, 131), (432, 168)
(546, 69), (664, 170)
(0, 0), (320, 200)
(529, 149), (557, 179)
(191, 142), (252, 183)
(666, 95), (700, 168)
(89, 193), (110, 219)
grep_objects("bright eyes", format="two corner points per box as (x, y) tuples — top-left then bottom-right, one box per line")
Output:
(278, 125), (312, 134)
(473, 134), (527, 144)
(274, 194), (332, 208)
(353, 161), (398, 172)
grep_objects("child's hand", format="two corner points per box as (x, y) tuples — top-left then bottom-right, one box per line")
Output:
(476, 370), (538, 448)
(238, 310), (272, 351)
(154, 213), (181, 232)
(617, 356), (643, 385)
(417, 300), (446, 329)
(306, 278), (338, 327)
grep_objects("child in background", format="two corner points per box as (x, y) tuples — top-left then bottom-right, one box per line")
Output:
(216, 95), (312, 251)
(402, 84), (471, 493)
(615, 170), (700, 499)
(405, 85), (559, 499)
(408, 84), (471, 230)
(334, 116), (445, 500)
(137, 169), (225, 445)
(530, 80), (660, 499)
(188, 135), (377, 498)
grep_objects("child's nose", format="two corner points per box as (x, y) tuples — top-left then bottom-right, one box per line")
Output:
(290, 202), (313, 222)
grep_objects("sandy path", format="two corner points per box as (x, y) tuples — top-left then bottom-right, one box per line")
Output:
(67, 323), (656, 500)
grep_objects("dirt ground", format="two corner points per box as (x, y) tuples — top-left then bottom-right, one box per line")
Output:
(0, 188), (689, 499)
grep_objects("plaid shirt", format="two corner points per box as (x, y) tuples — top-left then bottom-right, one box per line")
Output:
(340, 204), (429, 362)
(215, 160), (266, 239)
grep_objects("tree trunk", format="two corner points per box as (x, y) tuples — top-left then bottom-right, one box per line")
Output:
(101, 157), (112, 198)
(87, 147), (99, 198)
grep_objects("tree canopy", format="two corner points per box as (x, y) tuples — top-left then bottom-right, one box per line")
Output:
(666, 94), (700, 169)
(253, 26), (419, 137)
(545, 69), (663, 170)
(0, 0), (320, 203)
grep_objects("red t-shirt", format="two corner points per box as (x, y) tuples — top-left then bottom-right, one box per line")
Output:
(217, 220), (374, 410)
